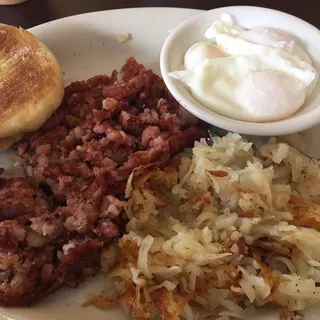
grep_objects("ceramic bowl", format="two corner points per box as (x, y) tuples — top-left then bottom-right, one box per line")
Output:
(160, 6), (320, 136)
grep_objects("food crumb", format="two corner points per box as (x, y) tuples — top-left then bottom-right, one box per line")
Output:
(117, 33), (132, 44)
(9, 153), (18, 161)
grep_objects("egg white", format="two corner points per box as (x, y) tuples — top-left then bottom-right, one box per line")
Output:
(170, 15), (319, 123)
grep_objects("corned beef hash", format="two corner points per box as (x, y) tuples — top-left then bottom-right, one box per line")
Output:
(0, 58), (204, 307)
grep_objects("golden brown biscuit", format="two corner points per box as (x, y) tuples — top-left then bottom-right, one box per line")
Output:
(0, 24), (64, 142)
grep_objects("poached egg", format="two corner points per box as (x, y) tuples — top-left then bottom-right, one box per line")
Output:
(170, 14), (318, 122)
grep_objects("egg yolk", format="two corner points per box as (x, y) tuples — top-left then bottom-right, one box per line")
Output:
(184, 42), (225, 71)
(237, 70), (306, 121)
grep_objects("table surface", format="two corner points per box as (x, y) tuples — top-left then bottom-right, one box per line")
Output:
(0, 0), (320, 29)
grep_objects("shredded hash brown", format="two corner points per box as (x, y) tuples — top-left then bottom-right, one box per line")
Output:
(96, 133), (320, 320)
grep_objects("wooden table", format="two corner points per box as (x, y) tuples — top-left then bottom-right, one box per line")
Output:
(0, 0), (319, 29)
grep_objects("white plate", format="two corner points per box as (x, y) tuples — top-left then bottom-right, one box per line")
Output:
(0, 7), (319, 320)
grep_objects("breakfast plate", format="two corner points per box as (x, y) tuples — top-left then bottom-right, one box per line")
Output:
(0, 7), (320, 320)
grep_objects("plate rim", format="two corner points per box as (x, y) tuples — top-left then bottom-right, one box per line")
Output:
(28, 7), (204, 32)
